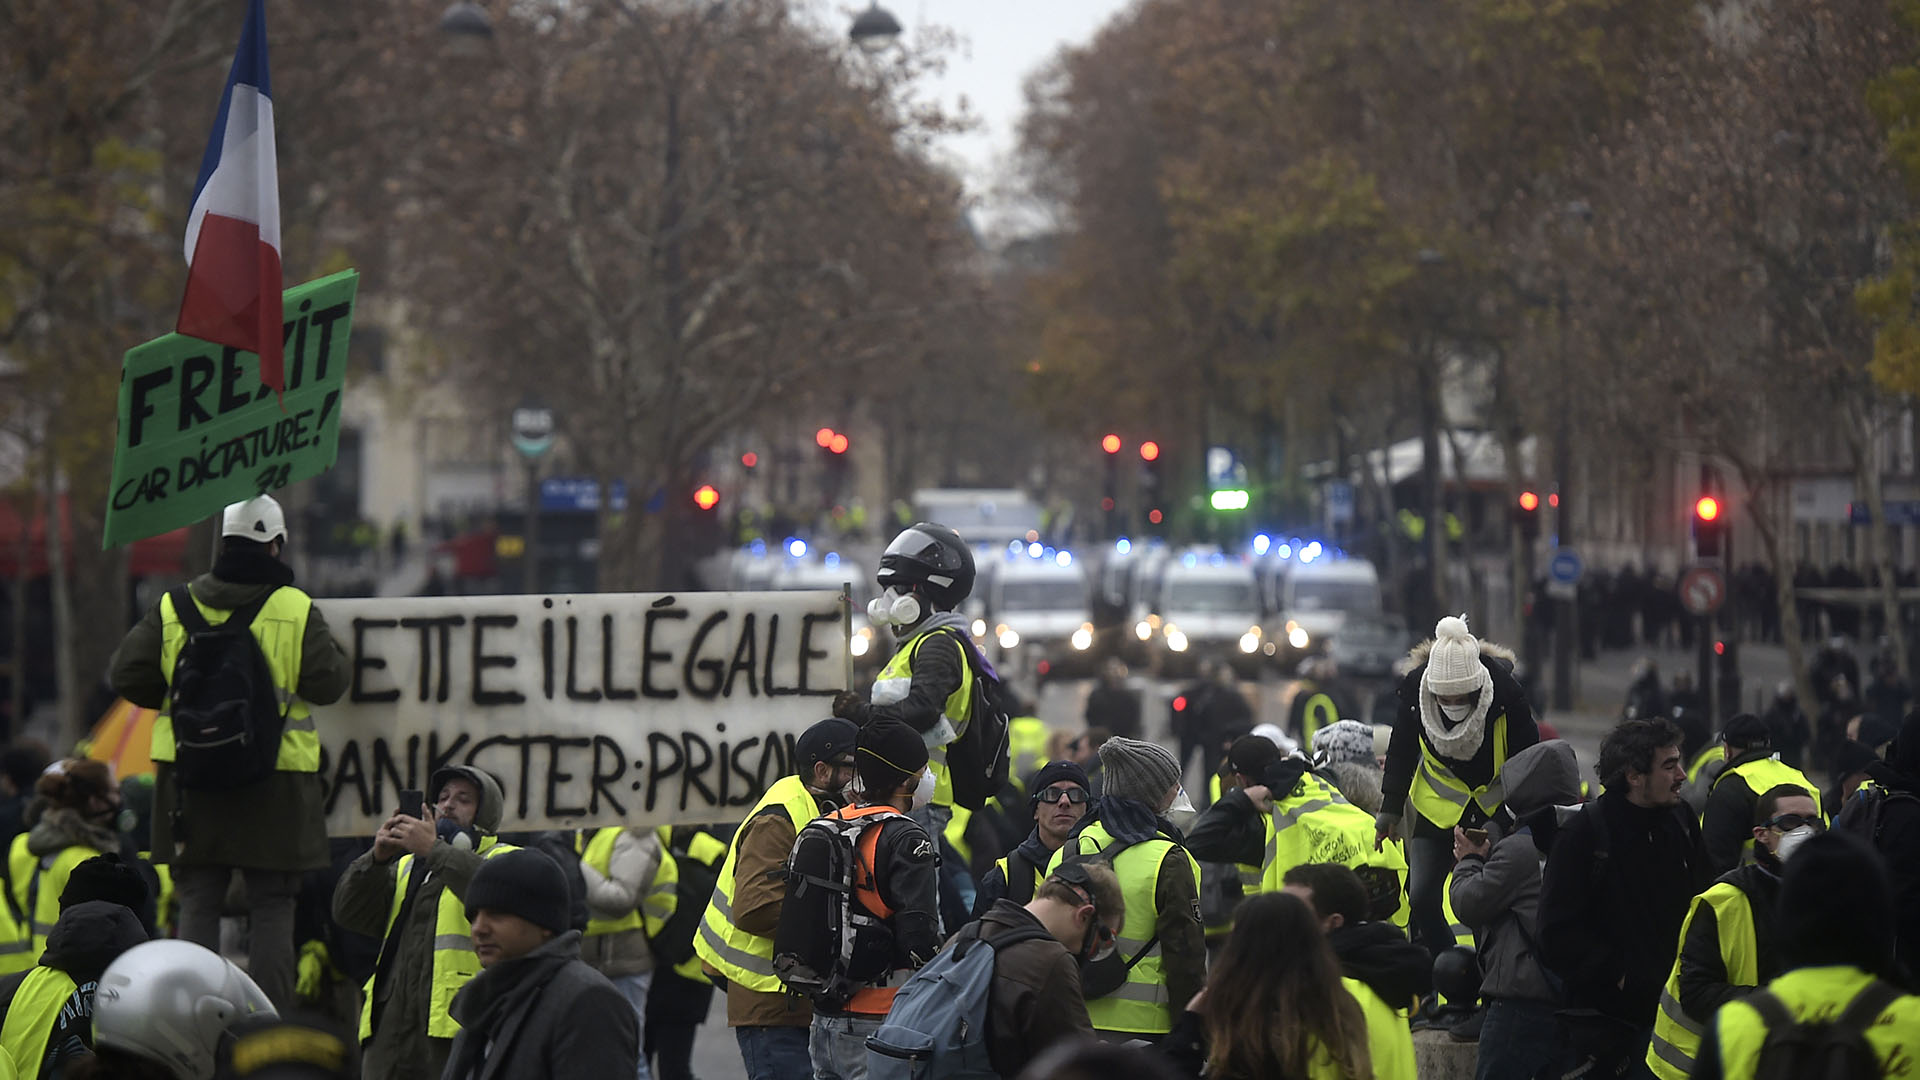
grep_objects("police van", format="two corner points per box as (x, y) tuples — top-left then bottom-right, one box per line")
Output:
(1267, 553), (1383, 667)
(1137, 550), (1265, 677)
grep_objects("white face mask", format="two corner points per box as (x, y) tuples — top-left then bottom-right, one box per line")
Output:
(1775, 825), (1817, 863)
(866, 587), (922, 628)
(1164, 786), (1198, 833)
(1440, 702), (1474, 722)
(907, 768), (936, 813)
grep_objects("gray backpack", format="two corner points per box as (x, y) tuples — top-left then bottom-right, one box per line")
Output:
(865, 918), (1053, 1080)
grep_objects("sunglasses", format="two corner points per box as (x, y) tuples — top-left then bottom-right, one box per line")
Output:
(1038, 786), (1091, 805)
(1765, 814), (1821, 832)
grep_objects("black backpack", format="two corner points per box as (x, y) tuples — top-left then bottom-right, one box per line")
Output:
(933, 629), (1011, 812)
(650, 826), (726, 968)
(1835, 783), (1920, 847)
(1746, 979), (1903, 1080)
(773, 809), (914, 1010)
(165, 585), (286, 791)
(1059, 832), (1156, 999)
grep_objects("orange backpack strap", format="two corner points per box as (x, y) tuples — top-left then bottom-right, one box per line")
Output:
(830, 804), (905, 920)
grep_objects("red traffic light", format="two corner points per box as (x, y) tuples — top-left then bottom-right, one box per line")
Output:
(1148, 508), (1164, 524)
(1548, 493), (1560, 508)
(740, 452), (758, 469)
(829, 433), (849, 455)
(1518, 491), (1540, 512)
(1102, 434), (1122, 454)
(815, 427), (835, 448)
(1714, 640), (1726, 656)
(1695, 496), (1721, 522)
(1100, 497), (1116, 511)
(1173, 695), (1187, 712)
(693, 484), (720, 511)
(1139, 441), (1161, 462)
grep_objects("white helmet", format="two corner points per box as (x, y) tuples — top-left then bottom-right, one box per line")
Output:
(93, 939), (277, 1080)
(220, 495), (286, 545)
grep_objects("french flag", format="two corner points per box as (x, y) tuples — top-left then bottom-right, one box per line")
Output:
(177, 0), (283, 398)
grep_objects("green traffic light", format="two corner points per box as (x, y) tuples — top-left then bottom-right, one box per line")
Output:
(1209, 489), (1250, 511)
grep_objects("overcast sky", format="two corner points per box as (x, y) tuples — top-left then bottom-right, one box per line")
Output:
(809, 0), (1135, 235)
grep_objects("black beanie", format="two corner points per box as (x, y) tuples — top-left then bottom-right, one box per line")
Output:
(857, 718), (928, 796)
(60, 853), (149, 914)
(1226, 734), (1281, 780)
(1028, 760), (1092, 809)
(1722, 713), (1770, 750)
(464, 849), (572, 936)
(1776, 829), (1895, 974)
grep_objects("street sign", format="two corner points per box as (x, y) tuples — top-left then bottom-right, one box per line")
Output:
(1679, 565), (1726, 616)
(540, 476), (628, 513)
(1848, 500), (1920, 526)
(1326, 481), (1355, 524)
(511, 402), (555, 459)
(1546, 548), (1583, 601)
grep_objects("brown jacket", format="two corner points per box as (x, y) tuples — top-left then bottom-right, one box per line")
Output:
(721, 804), (814, 1028)
(975, 899), (1094, 1076)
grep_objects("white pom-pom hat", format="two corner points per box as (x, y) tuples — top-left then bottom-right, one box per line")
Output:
(1422, 615), (1490, 697)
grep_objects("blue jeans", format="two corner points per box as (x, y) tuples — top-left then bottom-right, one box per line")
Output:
(1476, 997), (1560, 1080)
(609, 972), (653, 1080)
(736, 1025), (812, 1080)
(810, 1014), (882, 1080)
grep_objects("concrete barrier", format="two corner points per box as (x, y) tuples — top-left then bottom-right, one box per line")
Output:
(1414, 1028), (1479, 1080)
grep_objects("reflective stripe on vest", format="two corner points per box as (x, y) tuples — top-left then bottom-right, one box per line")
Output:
(694, 775), (819, 994)
(1713, 756), (1823, 866)
(1686, 743), (1722, 785)
(357, 838), (517, 1042)
(1409, 713), (1511, 828)
(8, 836), (105, 962)
(577, 828), (648, 938)
(1710, 966), (1920, 1080)
(1647, 882), (1759, 1080)
(873, 629), (973, 808)
(1259, 780), (1409, 929)
(153, 585), (320, 772)
(1442, 869), (1475, 950)
(1300, 692), (1338, 745)
(1046, 822), (1201, 1035)
(0, 966), (76, 1078)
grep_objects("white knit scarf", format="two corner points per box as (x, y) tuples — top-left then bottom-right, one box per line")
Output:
(1419, 664), (1494, 760)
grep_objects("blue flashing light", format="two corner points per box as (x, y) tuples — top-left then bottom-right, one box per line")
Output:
(1208, 553), (1225, 566)
(749, 539), (767, 557)
(787, 538), (808, 558)
(1007, 540), (1023, 554)
(1115, 537), (1132, 554)
(1252, 534), (1272, 556)
(824, 552), (841, 569)
(1027, 542), (1044, 558)
(1277, 544), (1293, 559)
(1182, 553), (1198, 569)
(1304, 541), (1324, 560)
(1055, 550), (1073, 567)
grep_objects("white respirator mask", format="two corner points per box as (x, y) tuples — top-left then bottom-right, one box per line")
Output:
(1440, 702), (1475, 723)
(867, 587), (922, 628)
(906, 768), (937, 814)
(1775, 824), (1817, 863)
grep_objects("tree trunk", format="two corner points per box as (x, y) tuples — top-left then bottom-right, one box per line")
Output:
(42, 455), (79, 747)
(7, 490), (32, 743)
(1742, 468), (1816, 714)
(1419, 359), (1448, 626)
(1845, 404), (1910, 678)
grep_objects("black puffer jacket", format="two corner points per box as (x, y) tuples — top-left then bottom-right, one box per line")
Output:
(1384, 641), (1540, 828)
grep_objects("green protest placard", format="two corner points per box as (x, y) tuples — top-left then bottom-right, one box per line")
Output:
(104, 270), (359, 548)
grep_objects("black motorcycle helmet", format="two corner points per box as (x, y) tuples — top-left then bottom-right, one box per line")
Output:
(876, 522), (975, 610)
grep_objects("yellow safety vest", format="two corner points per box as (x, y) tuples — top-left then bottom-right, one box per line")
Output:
(944, 805), (974, 867)
(1647, 882), (1758, 1080)
(575, 828), (676, 939)
(694, 775), (820, 994)
(1299, 692), (1339, 746)
(1710, 966), (1920, 1080)
(1686, 743), (1722, 785)
(153, 585), (320, 773)
(1008, 716), (1048, 784)
(1441, 869), (1474, 950)
(0, 870), (28, 977)
(0, 966), (74, 1078)
(872, 629), (974, 808)
(1047, 821), (1201, 1035)
(1711, 756), (1823, 865)
(1345, 975), (1415, 1080)
(1409, 713), (1511, 828)
(1259, 777), (1410, 929)
(357, 838), (517, 1042)
(7, 836), (105, 966)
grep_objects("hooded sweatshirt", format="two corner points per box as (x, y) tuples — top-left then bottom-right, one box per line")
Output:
(0, 901), (149, 1076)
(1329, 920), (1431, 1011)
(1449, 740), (1581, 1002)
(331, 768), (508, 1079)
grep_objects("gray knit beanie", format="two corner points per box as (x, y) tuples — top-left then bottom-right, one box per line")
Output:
(1097, 737), (1182, 807)
(1312, 719), (1378, 767)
